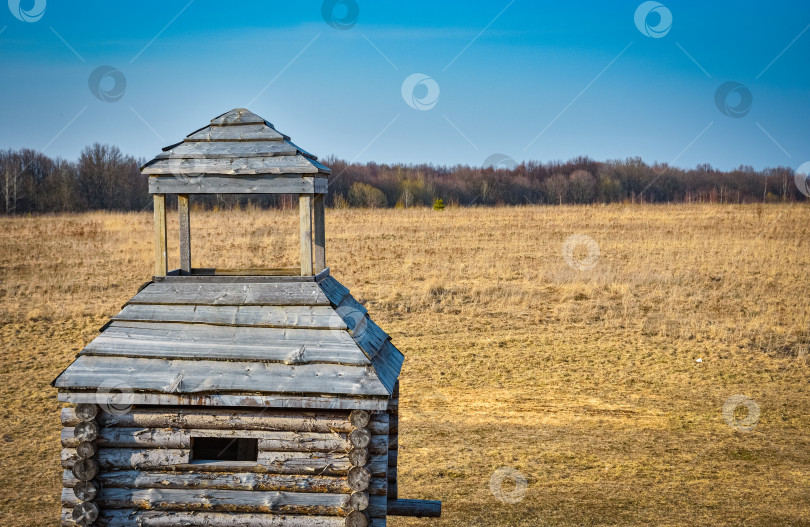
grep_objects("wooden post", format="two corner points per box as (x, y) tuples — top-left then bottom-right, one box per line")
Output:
(178, 194), (191, 275)
(313, 193), (326, 273)
(153, 194), (167, 276)
(299, 194), (313, 276)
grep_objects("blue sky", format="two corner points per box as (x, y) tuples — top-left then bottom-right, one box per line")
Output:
(0, 0), (808, 170)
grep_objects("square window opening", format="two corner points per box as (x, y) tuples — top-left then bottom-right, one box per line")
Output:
(191, 437), (258, 462)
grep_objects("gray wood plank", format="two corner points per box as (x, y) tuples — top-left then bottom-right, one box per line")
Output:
(186, 123), (286, 142)
(59, 391), (388, 411)
(53, 355), (390, 396)
(155, 141), (298, 159)
(149, 175), (328, 194)
(154, 275), (317, 284)
(209, 109), (267, 126)
(128, 282), (331, 306)
(144, 156), (324, 175)
(113, 304), (346, 329)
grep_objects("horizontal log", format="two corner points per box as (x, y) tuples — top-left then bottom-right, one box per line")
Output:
(60, 510), (391, 527)
(63, 470), (352, 494)
(75, 403), (99, 421)
(62, 407), (388, 435)
(62, 448), (387, 477)
(62, 427), (358, 453)
(387, 499), (441, 518)
(62, 487), (349, 515)
(61, 509), (356, 526)
(60, 392), (388, 412)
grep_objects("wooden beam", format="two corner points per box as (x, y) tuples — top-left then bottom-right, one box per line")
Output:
(153, 194), (167, 277)
(149, 175), (328, 195)
(313, 193), (326, 272)
(299, 195), (314, 276)
(387, 499), (441, 517)
(178, 194), (191, 275)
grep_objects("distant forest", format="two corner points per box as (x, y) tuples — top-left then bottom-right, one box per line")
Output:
(0, 144), (805, 214)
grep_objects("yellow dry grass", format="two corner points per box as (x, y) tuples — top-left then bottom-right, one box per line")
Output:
(0, 204), (808, 526)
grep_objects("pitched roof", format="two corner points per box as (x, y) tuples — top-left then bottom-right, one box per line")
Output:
(52, 274), (404, 411)
(141, 109), (331, 177)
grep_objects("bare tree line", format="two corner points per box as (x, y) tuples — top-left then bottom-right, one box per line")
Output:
(0, 146), (804, 214)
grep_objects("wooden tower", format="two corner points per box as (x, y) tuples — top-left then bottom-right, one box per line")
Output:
(53, 109), (441, 526)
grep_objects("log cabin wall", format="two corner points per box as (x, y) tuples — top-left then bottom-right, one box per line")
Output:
(60, 404), (389, 526)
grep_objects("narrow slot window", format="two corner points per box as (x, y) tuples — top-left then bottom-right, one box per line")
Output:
(191, 437), (258, 462)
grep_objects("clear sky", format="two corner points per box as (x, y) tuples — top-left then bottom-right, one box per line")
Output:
(0, 0), (808, 171)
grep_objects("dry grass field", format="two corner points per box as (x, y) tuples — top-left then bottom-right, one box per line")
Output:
(0, 203), (808, 526)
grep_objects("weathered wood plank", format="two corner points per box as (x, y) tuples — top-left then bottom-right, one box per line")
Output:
(153, 194), (167, 277)
(178, 194), (191, 274)
(62, 427), (360, 452)
(300, 195), (314, 276)
(53, 355), (390, 397)
(127, 282), (331, 306)
(210, 109), (267, 126)
(149, 175), (328, 194)
(185, 123), (286, 142)
(59, 392), (388, 411)
(63, 470), (353, 494)
(156, 141), (298, 159)
(61, 487), (349, 515)
(61, 407), (392, 434)
(62, 447), (190, 469)
(61, 448), (386, 477)
(62, 509), (349, 527)
(81, 323), (367, 365)
(145, 156), (323, 175)
(313, 194), (326, 273)
(112, 304), (346, 330)
(155, 274), (317, 284)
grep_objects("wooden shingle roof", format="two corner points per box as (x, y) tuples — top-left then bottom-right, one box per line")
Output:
(53, 275), (404, 411)
(141, 109), (330, 194)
